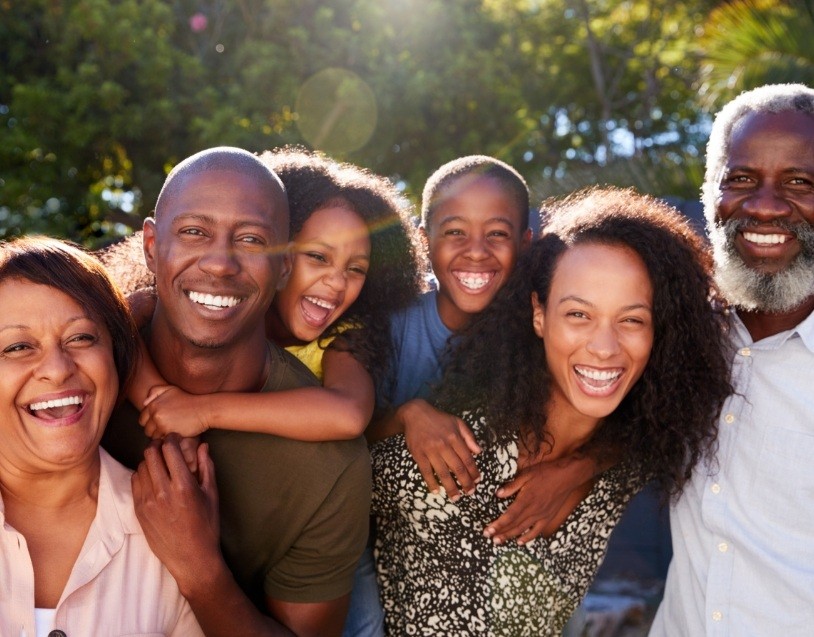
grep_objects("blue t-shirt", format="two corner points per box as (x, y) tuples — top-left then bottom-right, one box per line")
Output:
(379, 291), (453, 407)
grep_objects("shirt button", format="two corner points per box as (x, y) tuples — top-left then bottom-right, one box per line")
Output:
(711, 483), (721, 494)
(724, 413), (735, 424)
(739, 347), (751, 356)
(718, 542), (728, 552)
(712, 610), (723, 621)
(48, 631), (68, 637)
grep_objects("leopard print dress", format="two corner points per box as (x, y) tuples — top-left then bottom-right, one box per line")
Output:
(371, 411), (643, 636)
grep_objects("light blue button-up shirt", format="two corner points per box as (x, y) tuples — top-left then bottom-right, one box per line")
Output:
(651, 308), (814, 636)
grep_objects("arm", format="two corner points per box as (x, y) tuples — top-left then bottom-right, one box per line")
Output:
(131, 436), (294, 637)
(484, 444), (620, 545)
(266, 597), (350, 637)
(367, 398), (482, 500)
(139, 348), (374, 441)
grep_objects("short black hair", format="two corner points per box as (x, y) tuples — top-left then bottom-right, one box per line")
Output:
(421, 155), (530, 232)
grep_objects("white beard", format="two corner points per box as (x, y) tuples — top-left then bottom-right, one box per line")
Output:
(710, 218), (814, 313)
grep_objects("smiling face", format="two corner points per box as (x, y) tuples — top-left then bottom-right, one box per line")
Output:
(0, 280), (118, 473)
(143, 169), (290, 350)
(427, 175), (530, 331)
(270, 205), (371, 345)
(710, 110), (814, 312)
(533, 243), (654, 430)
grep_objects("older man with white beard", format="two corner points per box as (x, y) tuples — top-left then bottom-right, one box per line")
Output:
(650, 84), (814, 636)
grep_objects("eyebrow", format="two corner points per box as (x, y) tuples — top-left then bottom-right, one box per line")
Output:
(438, 215), (517, 227)
(171, 213), (275, 231)
(0, 315), (91, 335)
(300, 240), (371, 260)
(558, 295), (652, 312)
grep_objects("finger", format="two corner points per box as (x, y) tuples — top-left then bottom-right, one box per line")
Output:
(445, 448), (480, 494)
(143, 384), (171, 407)
(414, 455), (441, 494)
(516, 520), (547, 546)
(495, 473), (531, 499)
(430, 452), (462, 501)
(484, 502), (534, 542)
(456, 419), (482, 456)
(160, 434), (196, 483)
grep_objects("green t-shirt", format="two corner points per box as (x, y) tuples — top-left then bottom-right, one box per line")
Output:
(102, 340), (371, 606)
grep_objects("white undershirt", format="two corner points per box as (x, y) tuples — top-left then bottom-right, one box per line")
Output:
(34, 608), (56, 637)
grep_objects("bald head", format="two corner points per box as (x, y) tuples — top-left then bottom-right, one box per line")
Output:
(155, 146), (289, 237)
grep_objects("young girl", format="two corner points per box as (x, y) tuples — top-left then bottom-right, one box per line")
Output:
(371, 188), (732, 635)
(126, 147), (423, 443)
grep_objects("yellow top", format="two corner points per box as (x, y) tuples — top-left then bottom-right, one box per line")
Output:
(285, 335), (337, 381)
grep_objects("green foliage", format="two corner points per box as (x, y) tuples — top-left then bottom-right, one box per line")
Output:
(698, 0), (814, 108)
(2, 0), (810, 244)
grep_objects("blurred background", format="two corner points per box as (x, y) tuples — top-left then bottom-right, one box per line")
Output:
(2, 0), (813, 246)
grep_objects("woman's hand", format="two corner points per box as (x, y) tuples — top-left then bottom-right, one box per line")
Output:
(131, 435), (220, 592)
(139, 385), (211, 439)
(484, 453), (597, 545)
(401, 399), (482, 500)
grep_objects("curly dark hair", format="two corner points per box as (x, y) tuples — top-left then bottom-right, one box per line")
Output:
(260, 147), (425, 381)
(433, 187), (732, 499)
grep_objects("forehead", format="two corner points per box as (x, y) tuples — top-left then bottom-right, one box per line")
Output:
(727, 111), (814, 164)
(0, 279), (86, 325)
(551, 243), (652, 296)
(433, 176), (524, 225)
(162, 169), (282, 227)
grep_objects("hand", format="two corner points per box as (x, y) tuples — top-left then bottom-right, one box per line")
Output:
(139, 385), (211, 438)
(131, 435), (220, 591)
(484, 453), (596, 545)
(401, 399), (482, 500)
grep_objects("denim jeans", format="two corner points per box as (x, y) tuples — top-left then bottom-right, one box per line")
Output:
(341, 546), (384, 637)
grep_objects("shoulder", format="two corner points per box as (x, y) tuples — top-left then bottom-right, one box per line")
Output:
(266, 340), (321, 390)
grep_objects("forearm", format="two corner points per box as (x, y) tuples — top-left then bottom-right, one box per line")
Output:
(128, 335), (168, 409)
(179, 554), (294, 637)
(207, 386), (372, 441)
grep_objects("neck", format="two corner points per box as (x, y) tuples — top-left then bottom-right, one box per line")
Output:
(0, 453), (100, 513)
(149, 315), (270, 394)
(532, 395), (601, 461)
(739, 295), (814, 342)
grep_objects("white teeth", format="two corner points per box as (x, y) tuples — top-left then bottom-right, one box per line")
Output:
(455, 272), (493, 290)
(29, 395), (83, 411)
(575, 367), (621, 382)
(188, 290), (243, 308)
(743, 232), (788, 245)
(305, 296), (336, 310)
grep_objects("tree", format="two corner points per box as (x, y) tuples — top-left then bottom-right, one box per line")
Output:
(697, 0), (814, 108)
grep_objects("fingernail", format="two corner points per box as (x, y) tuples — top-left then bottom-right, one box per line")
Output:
(483, 527), (494, 538)
(496, 489), (504, 497)
(451, 494), (460, 502)
(465, 487), (476, 496)
(492, 536), (503, 546)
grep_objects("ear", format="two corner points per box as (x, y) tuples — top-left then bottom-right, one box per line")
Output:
(531, 291), (545, 338)
(520, 227), (533, 252)
(419, 225), (429, 253)
(275, 242), (293, 291)
(142, 217), (158, 274)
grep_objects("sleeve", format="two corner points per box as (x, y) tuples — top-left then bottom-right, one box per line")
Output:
(263, 447), (372, 602)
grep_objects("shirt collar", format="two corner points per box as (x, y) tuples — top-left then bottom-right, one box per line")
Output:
(730, 307), (814, 353)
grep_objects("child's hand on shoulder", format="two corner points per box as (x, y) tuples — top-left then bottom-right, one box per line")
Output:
(401, 399), (482, 501)
(139, 385), (212, 439)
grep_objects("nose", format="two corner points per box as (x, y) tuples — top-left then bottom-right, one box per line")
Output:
(464, 235), (489, 261)
(198, 239), (240, 278)
(741, 182), (793, 222)
(323, 267), (348, 292)
(35, 344), (76, 385)
(586, 323), (621, 360)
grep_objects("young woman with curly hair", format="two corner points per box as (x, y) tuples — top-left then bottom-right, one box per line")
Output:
(114, 146), (424, 443)
(371, 187), (731, 636)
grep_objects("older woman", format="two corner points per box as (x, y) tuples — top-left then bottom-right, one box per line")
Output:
(371, 188), (732, 635)
(0, 237), (203, 636)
